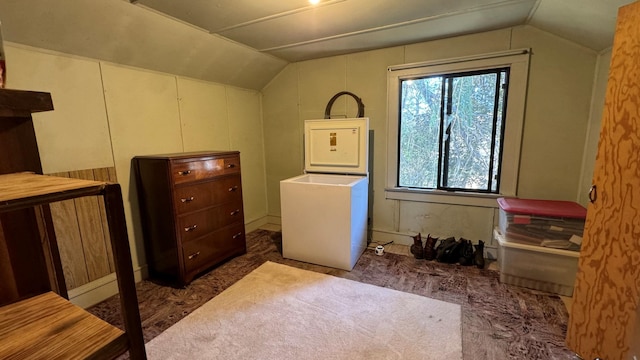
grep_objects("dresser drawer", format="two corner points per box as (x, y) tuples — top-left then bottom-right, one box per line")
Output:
(174, 175), (242, 214)
(171, 155), (241, 185)
(177, 201), (244, 243)
(223, 156), (241, 175)
(182, 224), (245, 274)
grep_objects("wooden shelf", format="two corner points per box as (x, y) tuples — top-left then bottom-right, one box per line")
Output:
(0, 172), (146, 359)
(0, 89), (61, 304)
(0, 88), (54, 118)
(0, 292), (127, 359)
(0, 172), (107, 210)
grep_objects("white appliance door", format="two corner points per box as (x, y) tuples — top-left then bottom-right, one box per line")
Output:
(304, 118), (369, 175)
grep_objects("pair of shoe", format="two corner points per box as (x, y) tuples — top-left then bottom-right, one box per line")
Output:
(410, 233), (424, 259)
(412, 233), (485, 269)
(432, 236), (486, 269)
(410, 233), (439, 261)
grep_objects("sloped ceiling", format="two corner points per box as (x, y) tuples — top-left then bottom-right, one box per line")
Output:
(135, 0), (633, 60)
(0, 0), (633, 90)
(0, 0), (288, 90)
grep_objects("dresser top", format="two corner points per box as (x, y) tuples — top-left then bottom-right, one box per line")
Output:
(133, 150), (239, 160)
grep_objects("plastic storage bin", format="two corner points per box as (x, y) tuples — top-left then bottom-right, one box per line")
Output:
(497, 197), (586, 248)
(495, 229), (579, 296)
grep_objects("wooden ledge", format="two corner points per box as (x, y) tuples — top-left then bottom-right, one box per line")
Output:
(0, 89), (54, 117)
(0, 292), (127, 359)
(0, 172), (110, 211)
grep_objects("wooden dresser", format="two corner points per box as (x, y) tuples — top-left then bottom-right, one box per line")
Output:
(133, 151), (246, 286)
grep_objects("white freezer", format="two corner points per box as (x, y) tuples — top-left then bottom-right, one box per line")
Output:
(280, 117), (369, 271)
(281, 174), (368, 270)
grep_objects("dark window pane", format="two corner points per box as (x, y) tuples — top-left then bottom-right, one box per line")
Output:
(397, 67), (509, 193)
(441, 73), (498, 191)
(398, 77), (442, 188)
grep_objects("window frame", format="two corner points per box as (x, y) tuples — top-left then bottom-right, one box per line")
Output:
(386, 49), (530, 207)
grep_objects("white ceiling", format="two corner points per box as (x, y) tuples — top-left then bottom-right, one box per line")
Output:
(135, 0), (632, 62)
(0, 0), (633, 90)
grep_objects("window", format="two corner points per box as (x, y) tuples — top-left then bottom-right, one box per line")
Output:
(399, 68), (508, 193)
(386, 50), (529, 204)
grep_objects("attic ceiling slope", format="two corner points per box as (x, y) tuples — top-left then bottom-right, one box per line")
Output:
(0, 0), (287, 90)
(136, 0), (539, 62)
(134, 0), (634, 62)
(527, 0), (631, 52)
(0, 0), (634, 89)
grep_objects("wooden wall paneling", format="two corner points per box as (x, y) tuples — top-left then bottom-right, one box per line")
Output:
(93, 167), (116, 273)
(566, 2), (640, 359)
(47, 167), (118, 289)
(107, 168), (117, 182)
(48, 170), (89, 289)
(45, 170), (81, 290)
(69, 169), (111, 282)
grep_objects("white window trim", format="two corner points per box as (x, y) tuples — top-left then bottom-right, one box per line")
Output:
(385, 49), (530, 208)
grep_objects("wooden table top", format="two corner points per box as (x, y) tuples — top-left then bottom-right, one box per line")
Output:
(0, 292), (126, 359)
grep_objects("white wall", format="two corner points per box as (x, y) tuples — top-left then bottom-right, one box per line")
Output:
(6, 42), (269, 305)
(511, 26), (597, 200)
(578, 49), (613, 206)
(262, 26), (599, 253)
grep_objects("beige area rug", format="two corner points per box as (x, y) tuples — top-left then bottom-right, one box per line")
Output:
(145, 261), (462, 360)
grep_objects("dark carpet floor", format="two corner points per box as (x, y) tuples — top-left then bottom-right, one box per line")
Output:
(88, 229), (579, 359)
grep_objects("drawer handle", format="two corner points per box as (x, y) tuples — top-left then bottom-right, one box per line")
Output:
(187, 251), (201, 260)
(178, 170), (192, 176)
(184, 224), (198, 232)
(232, 232), (243, 239)
(226, 164), (236, 169)
(228, 186), (238, 192)
(181, 196), (195, 203)
(230, 209), (240, 216)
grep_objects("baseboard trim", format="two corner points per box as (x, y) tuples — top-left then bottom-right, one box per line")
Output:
(68, 266), (145, 309)
(266, 215), (281, 225)
(245, 215), (269, 233)
(370, 229), (414, 246)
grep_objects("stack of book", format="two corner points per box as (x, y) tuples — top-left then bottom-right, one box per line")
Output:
(497, 198), (587, 251)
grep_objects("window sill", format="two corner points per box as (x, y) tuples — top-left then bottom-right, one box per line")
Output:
(385, 187), (507, 208)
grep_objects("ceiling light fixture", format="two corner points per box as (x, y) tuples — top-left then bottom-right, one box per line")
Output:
(309, 0), (320, 4)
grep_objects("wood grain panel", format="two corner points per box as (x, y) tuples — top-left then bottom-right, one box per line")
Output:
(47, 167), (117, 290)
(70, 169), (111, 281)
(566, 2), (640, 359)
(0, 292), (126, 359)
(93, 167), (116, 273)
(49, 189), (89, 290)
